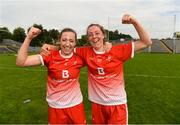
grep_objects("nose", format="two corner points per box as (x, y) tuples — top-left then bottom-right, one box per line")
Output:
(92, 34), (96, 38)
(65, 42), (70, 47)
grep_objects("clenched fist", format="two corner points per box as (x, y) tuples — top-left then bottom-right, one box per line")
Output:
(27, 27), (42, 40)
(122, 14), (137, 25)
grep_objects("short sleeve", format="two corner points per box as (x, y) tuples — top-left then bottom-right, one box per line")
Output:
(113, 42), (134, 62)
(74, 47), (89, 61)
(39, 52), (51, 66)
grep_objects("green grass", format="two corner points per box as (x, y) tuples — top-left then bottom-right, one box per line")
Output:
(125, 53), (180, 123)
(0, 53), (180, 124)
(0, 54), (47, 123)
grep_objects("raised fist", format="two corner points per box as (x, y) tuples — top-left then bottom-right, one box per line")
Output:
(27, 27), (41, 39)
(122, 14), (137, 25)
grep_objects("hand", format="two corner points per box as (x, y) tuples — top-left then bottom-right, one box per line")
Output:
(122, 14), (137, 25)
(40, 44), (58, 56)
(104, 42), (112, 52)
(40, 44), (51, 56)
(27, 27), (41, 40)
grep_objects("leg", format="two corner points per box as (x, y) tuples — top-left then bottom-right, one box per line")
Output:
(66, 102), (86, 124)
(108, 103), (128, 124)
(91, 102), (107, 124)
(48, 106), (68, 124)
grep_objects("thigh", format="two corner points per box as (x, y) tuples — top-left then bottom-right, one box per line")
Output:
(91, 102), (107, 124)
(48, 106), (68, 124)
(108, 103), (128, 124)
(67, 102), (86, 124)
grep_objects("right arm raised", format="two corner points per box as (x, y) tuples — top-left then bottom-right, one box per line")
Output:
(16, 27), (42, 67)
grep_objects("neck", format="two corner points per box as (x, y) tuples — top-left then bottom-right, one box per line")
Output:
(93, 41), (105, 52)
(93, 45), (105, 54)
(59, 50), (73, 58)
(93, 46), (104, 52)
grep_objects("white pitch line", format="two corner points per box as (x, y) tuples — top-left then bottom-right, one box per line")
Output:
(125, 74), (180, 79)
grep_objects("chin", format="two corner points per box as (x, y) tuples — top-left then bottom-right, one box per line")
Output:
(64, 52), (71, 55)
(65, 50), (73, 55)
(94, 42), (102, 48)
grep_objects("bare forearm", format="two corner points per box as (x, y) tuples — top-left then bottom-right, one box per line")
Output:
(16, 37), (32, 66)
(133, 21), (152, 46)
(16, 27), (42, 67)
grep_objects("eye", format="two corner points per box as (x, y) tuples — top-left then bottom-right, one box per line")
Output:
(61, 38), (67, 42)
(69, 39), (75, 43)
(88, 33), (93, 37)
(95, 32), (100, 35)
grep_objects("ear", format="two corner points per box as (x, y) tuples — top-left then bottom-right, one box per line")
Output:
(103, 33), (107, 42)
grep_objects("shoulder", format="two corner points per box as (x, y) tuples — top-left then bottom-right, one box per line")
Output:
(50, 50), (60, 56)
(75, 46), (92, 53)
(42, 50), (59, 60)
(111, 42), (132, 50)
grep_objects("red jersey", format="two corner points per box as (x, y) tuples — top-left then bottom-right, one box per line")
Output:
(39, 50), (84, 108)
(76, 42), (134, 105)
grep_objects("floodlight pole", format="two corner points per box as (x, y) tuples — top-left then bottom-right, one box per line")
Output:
(173, 15), (176, 53)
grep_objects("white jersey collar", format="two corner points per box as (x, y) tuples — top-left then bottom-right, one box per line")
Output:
(93, 48), (105, 54)
(59, 50), (73, 59)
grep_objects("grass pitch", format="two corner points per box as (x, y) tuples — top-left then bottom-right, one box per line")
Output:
(0, 53), (180, 124)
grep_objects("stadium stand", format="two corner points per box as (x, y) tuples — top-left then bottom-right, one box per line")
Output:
(111, 39), (179, 53)
(149, 39), (173, 53)
(161, 40), (174, 51)
(0, 46), (15, 53)
(161, 39), (180, 53)
(0, 39), (40, 53)
(175, 40), (180, 53)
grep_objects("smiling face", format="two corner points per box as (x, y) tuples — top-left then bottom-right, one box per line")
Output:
(60, 31), (76, 56)
(87, 24), (106, 50)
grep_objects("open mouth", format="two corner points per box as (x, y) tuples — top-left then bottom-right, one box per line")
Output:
(65, 48), (71, 51)
(91, 38), (100, 43)
(62, 46), (72, 52)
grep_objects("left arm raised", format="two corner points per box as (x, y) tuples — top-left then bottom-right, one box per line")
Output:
(122, 14), (152, 51)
